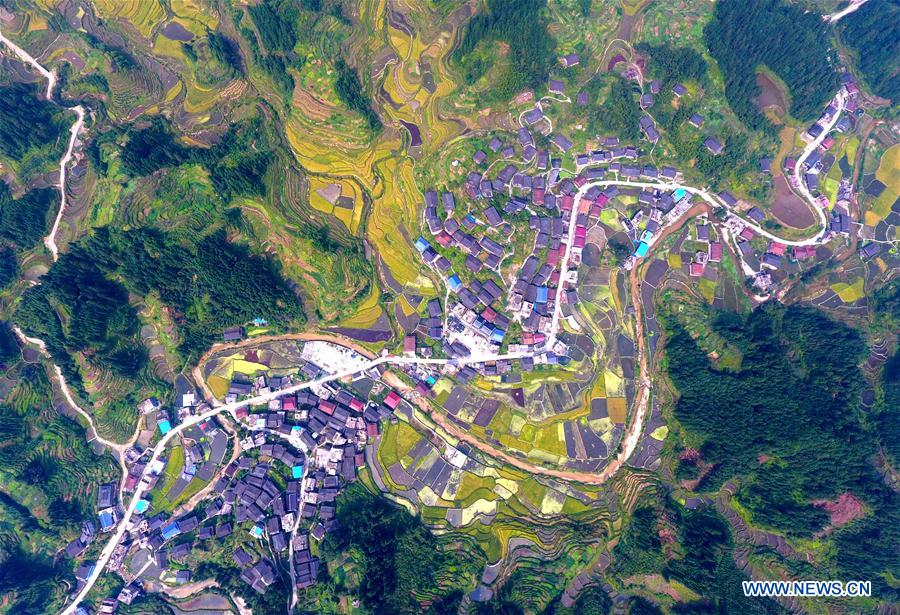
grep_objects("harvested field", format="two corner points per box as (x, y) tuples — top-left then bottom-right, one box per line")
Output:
(160, 21), (194, 42)
(326, 327), (392, 343)
(400, 119), (422, 147)
(607, 53), (625, 72)
(755, 71), (787, 116)
(771, 176), (815, 228)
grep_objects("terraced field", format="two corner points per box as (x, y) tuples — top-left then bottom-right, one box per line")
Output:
(93, 0), (167, 39)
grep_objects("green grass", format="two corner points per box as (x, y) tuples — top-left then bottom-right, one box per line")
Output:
(151, 446), (184, 504)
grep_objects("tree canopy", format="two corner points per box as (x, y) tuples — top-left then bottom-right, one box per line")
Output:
(705, 0), (839, 130)
(838, 0), (900, 102)
(454, 0), (557, 100)
(664, 304), (872, 536)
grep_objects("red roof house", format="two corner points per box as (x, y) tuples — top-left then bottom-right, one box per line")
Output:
(384, 390), (401, 409)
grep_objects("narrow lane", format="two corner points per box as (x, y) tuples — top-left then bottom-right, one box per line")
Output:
(0, 28), (86, 261)
(0, 30), (853, 611)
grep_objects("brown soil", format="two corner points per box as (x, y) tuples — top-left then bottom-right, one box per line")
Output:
(771, 175), (816, 228)
(813, 492), (866, 532)
(292, 87), (332, 122)
(755, 72), (787, 116)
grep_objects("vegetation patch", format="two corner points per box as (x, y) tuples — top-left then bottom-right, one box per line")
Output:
(322, 484), (485, 613)
(838, 0), (900, 102)
(454, 0), (557, 101)
(704, 0), (838, 131)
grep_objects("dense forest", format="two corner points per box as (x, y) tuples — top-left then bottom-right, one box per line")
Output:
(0, 184), (58, 251)
(635, 43), (707, 89)
(14, 226), (304, 391)
(243, 0), (308, 103)
(206, 29), (243, 77)
(663, 303), (899, 598)
(14, 240), (147, 388)
(610, 498), (782, 614)
(665, 508), (783, 614)
(878, 348), (900, 467)
(334, 59), (381, 131)
(0, 82), (68, 162)
(117, 118), (272, 200)
(323, 484), (484, 614)
(454, 0), (557, 100)
(664, 305), (873, 535)
(838, 0), (900, 102)
(247, 0), (298, 54)
(583, 77), (641, 142)
(704, 0), (839, 131)
(0, 246), (19, 291)
(0, 321), (20, 370)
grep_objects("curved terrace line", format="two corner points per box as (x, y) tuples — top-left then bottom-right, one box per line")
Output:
(0, 27), (851, 613)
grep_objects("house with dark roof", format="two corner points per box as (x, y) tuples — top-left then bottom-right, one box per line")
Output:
(560, 53), (579, 67)
(550, 134), (573, 152)
(762, 253), (781, 269)
(703, 137), (724, 155)
(523, 107), (543, 124)
(223, 327), (244, 342)
(97, 482), (116, 510)
(718, 190), (737, 207)
(688, 113), (704, 128)
(747, 207), (766, 223)
(639, 115), (659, 144)
(673, 83), (687, 97)
(805, 173), (818, 192)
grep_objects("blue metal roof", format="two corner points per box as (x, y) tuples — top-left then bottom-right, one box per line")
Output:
(161, 522), (181, 540)
(98, 511), (115, 530)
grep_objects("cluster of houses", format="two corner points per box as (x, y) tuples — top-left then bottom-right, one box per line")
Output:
(686, 222), (723, 277)
(67, 340), (405, 608)
(412, 65), (738, 361)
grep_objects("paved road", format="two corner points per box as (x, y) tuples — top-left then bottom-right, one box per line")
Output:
(54, 102), (847, 612)
(791, 89), (847, 240)
(60, 353), (394, 614)
(2, 24), (850, 611)
(824, 0), (869, 22)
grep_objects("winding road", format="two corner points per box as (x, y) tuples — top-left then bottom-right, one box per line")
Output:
(0, 27), (853, 614)
(0, 28), (85, 261)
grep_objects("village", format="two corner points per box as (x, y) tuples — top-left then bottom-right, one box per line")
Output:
(59, 51), (889, 615)
(65, 340), (407, 613)
(411, 63), (871, 369)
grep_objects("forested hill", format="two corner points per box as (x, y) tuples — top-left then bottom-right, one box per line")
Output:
(704, 0), (839, 131)
(663, 303), (899, 600)
(14, 227), (305, 393)
(838, 0), (900, 102)
(453, 0), (556, 101)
